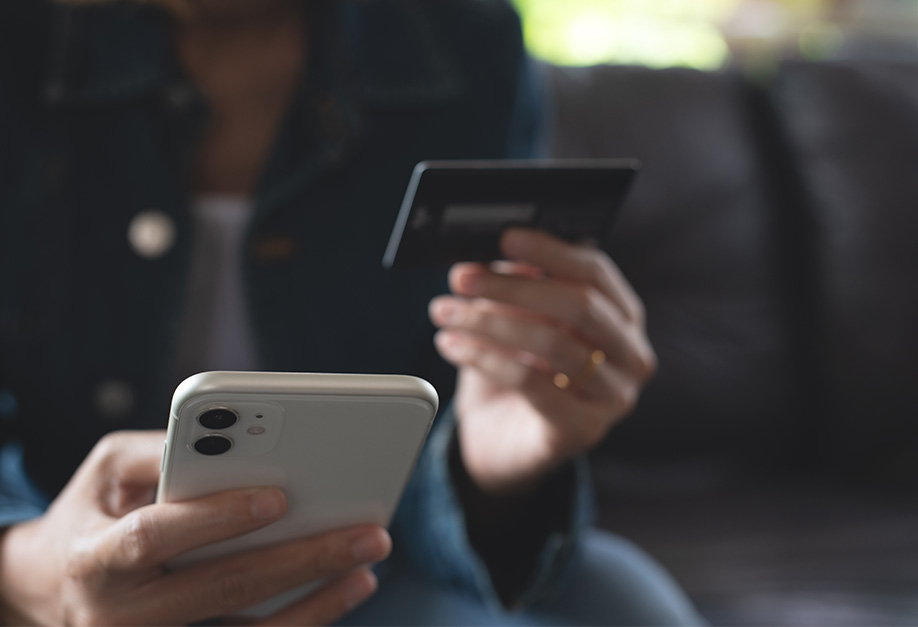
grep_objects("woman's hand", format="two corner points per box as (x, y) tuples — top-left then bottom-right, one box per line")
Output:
(430, 229), (657, 496)
(0, 431), (390, 626)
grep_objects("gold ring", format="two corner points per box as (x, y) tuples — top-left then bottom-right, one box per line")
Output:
(553, 349), (606, 390)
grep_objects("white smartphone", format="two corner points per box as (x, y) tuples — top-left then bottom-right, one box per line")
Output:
(156, 371), (438, 614)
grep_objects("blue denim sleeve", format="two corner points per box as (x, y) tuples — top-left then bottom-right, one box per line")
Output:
(0, 443), (50, 528)
(392, 403), (596, 612)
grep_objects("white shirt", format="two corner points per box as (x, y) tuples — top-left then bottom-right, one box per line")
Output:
(174, 196), (259, 376)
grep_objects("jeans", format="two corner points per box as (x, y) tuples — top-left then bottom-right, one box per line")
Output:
(337, 529), (704, 626)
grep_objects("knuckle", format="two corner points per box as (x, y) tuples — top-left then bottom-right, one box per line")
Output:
(87, 431), (137, 474)
(121, 511), (161, 566)
(639, 347), (659, 380)
(630, 297), (647, 326)
(586, 253), (608, 284)
(568, 287), (596, 329)
(90, 432), (124, 464)
(617, 384), (640, 417)
(626, 333), (658, 381)
(584, 289), (610, 331)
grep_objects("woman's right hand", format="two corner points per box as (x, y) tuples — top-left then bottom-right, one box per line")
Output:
(0, 431), (390, 625)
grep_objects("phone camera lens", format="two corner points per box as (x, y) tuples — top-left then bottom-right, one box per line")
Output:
(193, 434), (233, 456)
(198, 408), (238, 429)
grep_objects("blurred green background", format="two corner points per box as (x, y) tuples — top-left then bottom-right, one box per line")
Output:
(510, 0), (918, 69)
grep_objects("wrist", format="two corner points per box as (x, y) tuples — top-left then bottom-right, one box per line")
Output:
(0, 519), (52, 625)
(456, 434), (562, 500)
(448, 430), (578, 606)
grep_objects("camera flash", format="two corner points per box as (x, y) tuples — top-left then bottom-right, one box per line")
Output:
(247, 426), (266, 435)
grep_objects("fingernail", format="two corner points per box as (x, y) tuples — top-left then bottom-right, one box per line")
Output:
(345, 570), (378, 610)
(456, 272), (482, 294)
(251, 489), (286, 522)
(432, 300), (464, 325)
(434, 331), (465, 360)
(351, 530), (390, 563)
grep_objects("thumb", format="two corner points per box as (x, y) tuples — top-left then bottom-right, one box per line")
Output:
(90, 431), (167, 517)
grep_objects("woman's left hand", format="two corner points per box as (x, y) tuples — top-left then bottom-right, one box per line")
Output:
(429, 228), (657, 497)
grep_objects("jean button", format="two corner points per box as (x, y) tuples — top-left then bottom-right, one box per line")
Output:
(128, 210), (176, 259)
(95, 380), (134, 421)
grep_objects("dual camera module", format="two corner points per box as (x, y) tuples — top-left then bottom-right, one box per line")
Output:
(194, 408), (244, 456)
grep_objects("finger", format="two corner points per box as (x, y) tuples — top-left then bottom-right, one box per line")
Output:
(436, 328), (559, 397)
(438, 332), (627, 447)
(436, 328), (613, 401)
(450, 263), (604, 329)
(488, 260), (544, 278)
(92, 487), (288, 571)
(87, 430), (165, 482)
(500, 228), (645, 323)
(258, 568), (378, 627)
(430, 296), (602, 390)
(80, 431), (167, 517)
(150, 525), (391, 623)
(447, 268), (652, 377)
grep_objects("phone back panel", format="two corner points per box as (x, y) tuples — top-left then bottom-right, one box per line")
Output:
(157, 372), (437, 568)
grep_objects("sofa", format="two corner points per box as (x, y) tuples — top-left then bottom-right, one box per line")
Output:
(544, 60), (918, 625)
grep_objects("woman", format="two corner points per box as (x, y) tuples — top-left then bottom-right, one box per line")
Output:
(0, 0), (700, 624)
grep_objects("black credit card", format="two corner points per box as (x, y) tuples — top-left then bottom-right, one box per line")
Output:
(382, 159), (640, 268)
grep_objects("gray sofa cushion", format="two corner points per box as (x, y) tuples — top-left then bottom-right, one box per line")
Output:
(544, 64), (802, 472)
(774, 61), (918, 480)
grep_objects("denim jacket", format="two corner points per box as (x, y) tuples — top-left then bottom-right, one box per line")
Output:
(0, 0), (592, 610)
